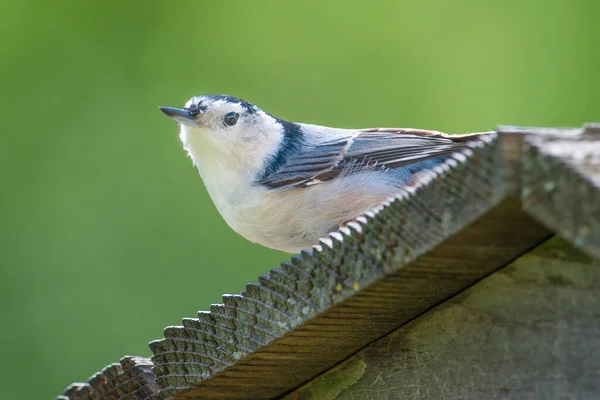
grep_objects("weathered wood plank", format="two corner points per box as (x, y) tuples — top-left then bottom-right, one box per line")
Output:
(522, 124), (600, 259)
(60, 125), (600, 400)
(143, 132), (555, 400)
(57, 357), (159, 400)
(168, 201), (549, 399)
(285, 237), (600, 400)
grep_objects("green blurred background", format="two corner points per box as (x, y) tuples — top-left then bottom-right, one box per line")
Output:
(1, 0), (599, 398)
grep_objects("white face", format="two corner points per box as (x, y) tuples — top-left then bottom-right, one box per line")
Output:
(183, 96), (253, 150)
(165, 95), (285, 184)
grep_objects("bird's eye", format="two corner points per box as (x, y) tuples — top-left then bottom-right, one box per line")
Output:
(188, 104), (199, 117)
(224, 112), (239, 126)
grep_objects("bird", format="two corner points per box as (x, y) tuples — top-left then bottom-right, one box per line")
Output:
(160, 95), (486, 253)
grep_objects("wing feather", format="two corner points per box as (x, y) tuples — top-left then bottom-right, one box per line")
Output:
(258, 128), (485, 189)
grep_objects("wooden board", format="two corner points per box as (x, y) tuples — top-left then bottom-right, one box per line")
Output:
(147, 133), (554, 399)
(57, 357), (159, 400)
(162, 200), (549, 399)
(522, 124), (600, 259)
(285, 237), (600, 400)
(58, 125), (600, 400)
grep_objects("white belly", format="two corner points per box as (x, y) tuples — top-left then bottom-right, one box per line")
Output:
(211, 172), (400, 253)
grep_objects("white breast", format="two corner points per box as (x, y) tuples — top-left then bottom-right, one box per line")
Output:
(219, 171), (400, 253)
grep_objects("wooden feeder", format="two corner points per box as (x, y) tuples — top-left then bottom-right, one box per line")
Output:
(57, 124), (600, 400)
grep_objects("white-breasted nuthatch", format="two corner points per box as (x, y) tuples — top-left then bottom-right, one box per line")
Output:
(160, 95), (485, 253)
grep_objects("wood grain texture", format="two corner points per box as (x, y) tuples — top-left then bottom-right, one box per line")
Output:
(285, 237), (600, 400)
(59, 125), (600, 400)
(144, 132), (554, 400)
(522, 124), (600, 258)
(56, 357), (159, 400)
(158, 200), (549, 400)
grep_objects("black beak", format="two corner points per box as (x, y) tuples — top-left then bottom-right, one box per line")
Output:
(159, 106), (198, 125)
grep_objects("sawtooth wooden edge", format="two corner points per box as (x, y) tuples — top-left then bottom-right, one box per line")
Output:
(144, 131), (553, 400)
(56, 356), (159, 400)
(60, 124), (593, 399)
(521, 123), (600, 259)
(55, 133), (501, 400)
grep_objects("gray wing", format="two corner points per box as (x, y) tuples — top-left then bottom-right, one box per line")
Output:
(257, 128), (484, 189)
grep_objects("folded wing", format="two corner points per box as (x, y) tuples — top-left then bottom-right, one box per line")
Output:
(258, 128), (484, 189)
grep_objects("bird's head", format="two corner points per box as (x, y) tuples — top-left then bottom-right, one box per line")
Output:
(160, 95), (288, 181)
